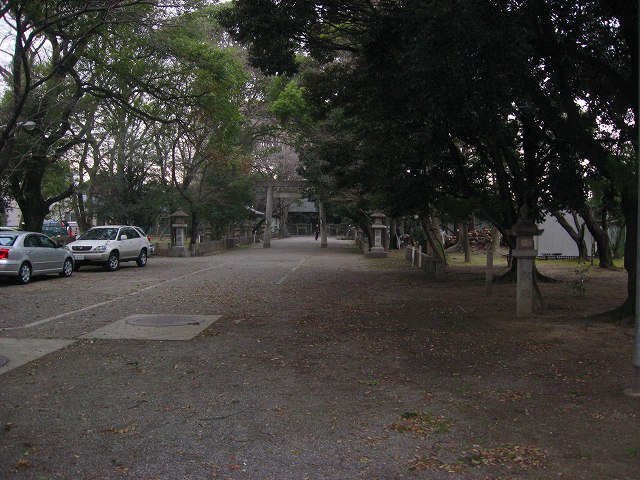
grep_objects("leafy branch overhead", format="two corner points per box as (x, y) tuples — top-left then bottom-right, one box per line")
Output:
(1, 1), (258, 235)
(222, 0), (637, 319)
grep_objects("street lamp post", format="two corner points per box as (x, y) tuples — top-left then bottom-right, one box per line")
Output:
(0, 120), (38, 168)
(625, 50), (640, 398)
(1, 120), (36, 132)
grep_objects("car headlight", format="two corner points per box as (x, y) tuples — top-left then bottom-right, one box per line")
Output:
(93, 245), (107, 253)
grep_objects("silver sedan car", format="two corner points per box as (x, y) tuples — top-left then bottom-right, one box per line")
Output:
(0, 231), (74, 284)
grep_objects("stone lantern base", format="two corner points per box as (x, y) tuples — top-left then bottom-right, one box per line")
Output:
(365, 247), (387, 258)
(168, 245), (189, 257)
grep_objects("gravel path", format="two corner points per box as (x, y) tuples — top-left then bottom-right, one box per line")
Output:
(0, 237), (638, 479)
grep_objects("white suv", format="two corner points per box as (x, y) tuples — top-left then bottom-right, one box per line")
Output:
(67, 225), (151, 271)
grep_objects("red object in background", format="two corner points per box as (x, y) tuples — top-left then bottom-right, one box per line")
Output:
(0, 248), (9, 259)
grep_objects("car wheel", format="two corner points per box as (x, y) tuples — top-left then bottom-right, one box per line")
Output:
(136, 249), (147, 267)
(104, 252), (119, 271)
(17, 262), (31, 285)
(60, 258), (73, 277)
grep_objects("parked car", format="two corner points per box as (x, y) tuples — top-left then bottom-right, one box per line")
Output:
(136, 227), (155, 255)
(0, 231), (74, 284)
(66, 225), (150, 271)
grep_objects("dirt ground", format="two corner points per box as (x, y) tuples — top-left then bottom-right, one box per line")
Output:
(350, 248), (639, 479)
(0, 239), (638, 479)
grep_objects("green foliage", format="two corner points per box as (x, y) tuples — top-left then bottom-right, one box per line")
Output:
(196, 156), (255, 236)
(412, 227), (428, 251)
(91, 171), (167, 229)
(571, 261), (591, 296)
(42, 161), (74, 201)
(226, 0), (635, 225)
(269, 80), (312, 126)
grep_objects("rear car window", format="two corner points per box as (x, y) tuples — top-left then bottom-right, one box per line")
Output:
(0, 236), (16, 246)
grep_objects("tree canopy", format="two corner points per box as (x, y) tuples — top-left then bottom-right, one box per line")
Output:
(222, 0), (638, 318)
(0, 1), (262, 238)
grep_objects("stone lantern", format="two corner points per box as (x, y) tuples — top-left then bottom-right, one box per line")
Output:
(169, 208), (189, 257)
(366, 212), (388, 258)
(508, 209), (543, 317)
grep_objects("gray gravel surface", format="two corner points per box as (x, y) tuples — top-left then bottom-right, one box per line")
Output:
(0, 237), (638, 479)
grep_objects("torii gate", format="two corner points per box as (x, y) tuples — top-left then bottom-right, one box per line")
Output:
(256, 179), (328, 248)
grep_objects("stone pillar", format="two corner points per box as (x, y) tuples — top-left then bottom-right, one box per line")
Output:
(366, 212), (388, 258)
(509, 215), (543, 317)
(515, 254), (534, 316)
(169, 208), (189, 257)
(264, 185), (273, 248)
(319, 202), (328, 248)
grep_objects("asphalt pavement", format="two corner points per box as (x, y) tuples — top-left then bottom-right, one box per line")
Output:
(1, 237), (413, 479)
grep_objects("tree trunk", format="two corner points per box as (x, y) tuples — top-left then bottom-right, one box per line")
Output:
(579, 206), (615, 269)
(10, 156), (50, 232)
(74, 191), (92, 232)
(594, 187), (636, 322)
(17, 199), (49, 232)
(490, 224), (500, 252)
(611, 224), (625, 259)
(460, 219), (471, 262)
(74, 114), (100, 233)
(390, 219), (399, 249)
(444, 218), (462, 253)
(550, 210), (588, 259)
(420, 215), (446, 264)
(494, 258), (558, 284)
(189, 209), (200, 248)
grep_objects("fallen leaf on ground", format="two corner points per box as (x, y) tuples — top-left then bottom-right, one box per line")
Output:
(463, 444), (547, 470)
(387, 411), (452, 437)
(15, 458), (32, 469)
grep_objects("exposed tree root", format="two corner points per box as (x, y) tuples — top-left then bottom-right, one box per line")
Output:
(493, 263), (559, 284)
(588, 298), (636, 324)
(535, 269), (559, 283)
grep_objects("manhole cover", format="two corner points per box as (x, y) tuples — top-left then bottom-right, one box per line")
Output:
(126, 315), (201, 327)
(0, 355), (9, 368)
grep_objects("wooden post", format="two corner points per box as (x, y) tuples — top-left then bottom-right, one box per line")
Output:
(319, 201), (328, 248)
(263, 185), (273, 248)
(486, 248), (494, 296)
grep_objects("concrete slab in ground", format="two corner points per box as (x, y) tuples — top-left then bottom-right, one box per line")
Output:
(0, 338), (76, 375)
(79, 314), (221, 341)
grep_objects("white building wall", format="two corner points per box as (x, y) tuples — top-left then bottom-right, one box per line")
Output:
(4, 200), (21, 227)
(535, 212), (594, 257)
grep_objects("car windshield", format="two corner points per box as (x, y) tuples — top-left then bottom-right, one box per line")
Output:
(0, 235), (16, 246)
(80, 228), (118, 240)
